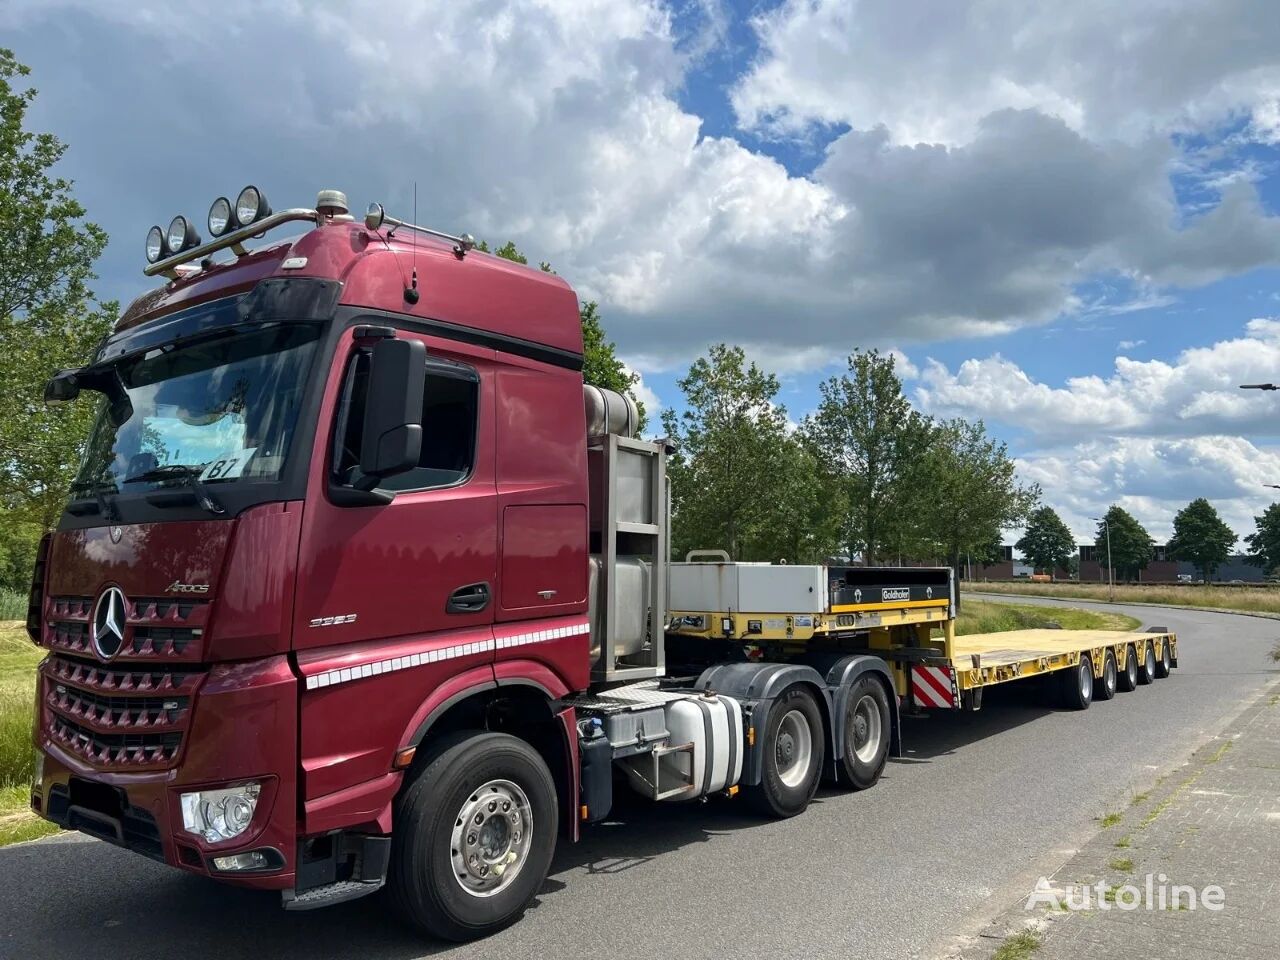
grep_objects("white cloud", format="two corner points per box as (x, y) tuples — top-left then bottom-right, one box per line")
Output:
(1117, 339), (1146, 351)
(734, 0), (1280, 147)
(1014, 436), (1277, 547)
(917, 318), (1280, 442)
(2, 0), (1279, 371)
(621, 362), (662, 415)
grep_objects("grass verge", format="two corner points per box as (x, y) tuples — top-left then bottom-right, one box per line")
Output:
(964, 579), (1280, 616)
(992, 929), (1041, 960)
(956, 599), (1140, 636)
(0, 621), (57, 846)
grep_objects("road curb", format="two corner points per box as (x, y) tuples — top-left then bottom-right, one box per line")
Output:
(966, 592), (1280, 623)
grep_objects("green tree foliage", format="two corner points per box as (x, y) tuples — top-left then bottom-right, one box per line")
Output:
(662, 345), (829, 562)
(1245, 502), (1280, 575)
(0, 49), (113, 531)
(916, 418), (1039, 571)
(1016, 506), (1075, 575)
(487, 240), (645, 430)
(1092, 506), (1155, 581)
(799, 350), (930, 564)
(1167, 497), (1236, 580)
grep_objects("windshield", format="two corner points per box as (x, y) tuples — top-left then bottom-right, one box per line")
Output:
(71, 324), (321, 497)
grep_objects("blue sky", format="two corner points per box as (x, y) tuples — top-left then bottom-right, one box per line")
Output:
(7, 0), (1280, 544)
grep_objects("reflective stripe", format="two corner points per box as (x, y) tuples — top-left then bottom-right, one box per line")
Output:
(911, 665), (957, 709)
(305, 621), (590, 690)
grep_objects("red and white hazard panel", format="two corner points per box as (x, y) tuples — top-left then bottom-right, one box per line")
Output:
(911, 664), (960, 709)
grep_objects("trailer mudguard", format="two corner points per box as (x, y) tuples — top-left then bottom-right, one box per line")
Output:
(799, 652), (902, 762)
(694, 662), (834, 786)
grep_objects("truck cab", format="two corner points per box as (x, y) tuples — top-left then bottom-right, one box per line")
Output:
(29, 188), (598, 936)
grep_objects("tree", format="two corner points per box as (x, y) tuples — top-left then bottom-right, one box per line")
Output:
(1167, 498), (1236, 581)
(1245, 502), (1280, 576)
(1093, 506), (1155, 582)
(1016, 506), (1075, 576)
(0, 49), (112, 530)
(662, 344), (829, 562)
(916, 418), (1039, 572)
(487, 240), (645, 430)
(799, 350), (930, 564)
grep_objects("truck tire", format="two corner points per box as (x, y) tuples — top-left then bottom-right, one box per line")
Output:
(1117, 644), (1139, 692)
(745, 685), (825, 819)
(1137, 641), (1157, 686)
(390, 731), (557, 942)
(838, 676), (891, 790)
(1155, 640), (1172, 679)
(1095, 649), (1118, 701)
(1059, 655), (1094, 710)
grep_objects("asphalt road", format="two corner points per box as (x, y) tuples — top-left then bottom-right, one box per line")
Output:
(4, 597), (1278, 960)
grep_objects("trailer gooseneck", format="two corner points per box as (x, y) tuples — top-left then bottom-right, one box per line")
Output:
(27, 186), (1178, 941)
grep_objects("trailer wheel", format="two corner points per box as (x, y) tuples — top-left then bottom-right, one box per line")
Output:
(1095, 650), (1118, 701)
(745, 685), (825, 819)
(1155, 640), (1172, 679)
(1118, 644), (1139, 692)
(838, 676), (891, 790)
(390, 731), (557, 942)
(1059, 655), (1094, 710)
(1137, 641), (1157, 686)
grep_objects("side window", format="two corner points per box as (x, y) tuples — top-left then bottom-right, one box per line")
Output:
(330, 347), (479, 493)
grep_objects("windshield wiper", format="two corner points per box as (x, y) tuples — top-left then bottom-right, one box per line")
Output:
(68, 480), (120, 521)
(125, 465), (226, 516)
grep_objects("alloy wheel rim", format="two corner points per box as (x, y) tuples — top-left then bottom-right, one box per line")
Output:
(776, 709), (813, 788)
(450, 779), (532, 898)
(851, 694), (883, 764)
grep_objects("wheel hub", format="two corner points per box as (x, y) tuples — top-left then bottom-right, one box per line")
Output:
(450, 779), (532, 898)
(775, 709), (814, 788)
(851, 695), (883, 764)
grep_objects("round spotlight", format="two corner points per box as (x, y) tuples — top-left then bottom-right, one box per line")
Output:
(146, 225), (165, 263)
(208, 197), (233, 237)
(235, 185), (270, 226)
(166, 215), (199, 254)
(364, 202), (385, 231)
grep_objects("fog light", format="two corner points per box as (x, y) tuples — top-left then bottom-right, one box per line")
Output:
(166, 215), (200, 255)
(211, 848), (281, 872)
(180, 782), (261, 843)
(235, 185), (270, 226)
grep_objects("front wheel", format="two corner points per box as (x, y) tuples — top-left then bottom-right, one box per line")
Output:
(391, 731), (558, 942)
(838, 676), (891, 790)
(745, 685), (825, 818)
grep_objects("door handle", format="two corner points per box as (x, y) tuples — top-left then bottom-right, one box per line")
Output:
(447, 582), (491, 614)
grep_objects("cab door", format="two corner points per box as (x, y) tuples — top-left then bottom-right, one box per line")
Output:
(293, 327), (498, 654)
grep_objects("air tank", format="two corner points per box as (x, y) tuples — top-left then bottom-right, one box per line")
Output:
(584, 384), (639, 439)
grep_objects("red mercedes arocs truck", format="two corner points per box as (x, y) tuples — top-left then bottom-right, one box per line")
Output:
(27, 186), (1177, 941)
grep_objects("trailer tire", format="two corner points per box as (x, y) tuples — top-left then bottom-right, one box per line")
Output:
(1137, 641), (1157, 686)
(1096, 650), (1118, 701)
(745, 685), (825, 819)
(838, 676), (891, 790)
(390, 731), (557, 942)
(1118, 644), (1140, 693)
(1059, 655), (1094, 710)
(1155, 640), (1172, 679)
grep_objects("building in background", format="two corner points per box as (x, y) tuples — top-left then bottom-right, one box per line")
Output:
(970, 545), (1268, 583)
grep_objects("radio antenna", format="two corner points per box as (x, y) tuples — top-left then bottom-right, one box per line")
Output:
(404, 181), (420, 305)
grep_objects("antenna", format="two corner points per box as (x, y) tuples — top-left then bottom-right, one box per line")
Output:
(404, 182), (420, 305)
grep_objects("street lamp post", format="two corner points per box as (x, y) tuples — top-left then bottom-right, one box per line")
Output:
(1090, 516), (1114, 602)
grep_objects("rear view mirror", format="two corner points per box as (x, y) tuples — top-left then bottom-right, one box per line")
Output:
(45, 369), (82, 404)
(356, 337), (426, 489)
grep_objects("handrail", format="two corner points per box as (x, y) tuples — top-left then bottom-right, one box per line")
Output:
(143, 208), (319, 278)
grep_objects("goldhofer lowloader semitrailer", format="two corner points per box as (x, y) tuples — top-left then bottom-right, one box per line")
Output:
(28, 186), (1178, 941)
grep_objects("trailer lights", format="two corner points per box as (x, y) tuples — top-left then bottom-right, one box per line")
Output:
(180, 781), (261, 843)
(207, 196), (233, 237)
(235, 185), (270, 227)
(145, 225), (165, 263)
(166, 215), (200, 256)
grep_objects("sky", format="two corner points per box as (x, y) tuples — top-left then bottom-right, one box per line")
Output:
(7, 0), (1280, 548)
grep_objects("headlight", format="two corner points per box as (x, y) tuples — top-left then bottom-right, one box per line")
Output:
(145, 225), (165, 263)
(180, 782), (261, 843)
(207, 196), (233, 236)
(235, 185), (270, 226)
(166, 215), (199, 255)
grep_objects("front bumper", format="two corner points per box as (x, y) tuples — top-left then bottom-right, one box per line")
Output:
(31, 655), (299, 890)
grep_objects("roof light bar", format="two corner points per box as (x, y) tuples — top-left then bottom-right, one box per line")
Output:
(145, 226), (165, 264)
(166, 216), (200, 256)
(208, 197), (233, 237)
(143, 207), (319, 278)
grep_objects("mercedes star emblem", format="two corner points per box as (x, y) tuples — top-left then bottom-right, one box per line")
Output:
(109, 525), (123, 543)
(92, 586), (128, 660)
